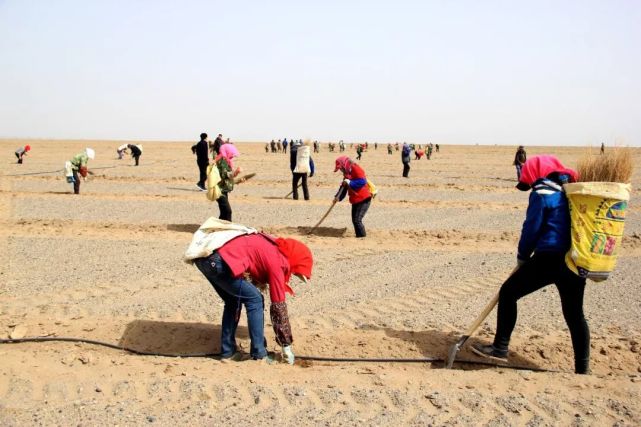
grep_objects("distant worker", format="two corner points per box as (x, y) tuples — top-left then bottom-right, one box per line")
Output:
(435, 144), (440, 152)
(66, 148), (95, 195)
(513, 145), (527, 180)
(401, 143), (411, 177)
(128, 144), (142, 166)
(290, 141), (315, 201)
(15, 145), (31, 164)
(211, 134), (224, 157)
(214, 143), (241, 221)
(600, 142), (605, 155)
(356, 144), (363, 161)
(334, 156), (372, 238)
(192, 133), (210, 191)
(282, 138), (288, 154)
(116, 144), (128, 160)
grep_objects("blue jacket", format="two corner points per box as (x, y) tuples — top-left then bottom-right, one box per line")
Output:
(517, 178), (571, 261)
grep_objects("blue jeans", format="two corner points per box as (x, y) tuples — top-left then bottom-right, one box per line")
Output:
(195, 252), (267, 359)
(515, 163), (522, 180)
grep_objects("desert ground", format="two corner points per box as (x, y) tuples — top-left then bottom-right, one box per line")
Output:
(1, 139), (640, 426)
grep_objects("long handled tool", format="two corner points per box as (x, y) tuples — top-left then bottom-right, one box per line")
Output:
(308, 200), (337, 235)
(445, 267), (518, 369)
(284, 183), (302, 199)
(234, 172), (256, 184)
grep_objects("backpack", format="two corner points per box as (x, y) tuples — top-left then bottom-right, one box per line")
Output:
(366, 178), (378, 199)
(294, 146), (311, 174)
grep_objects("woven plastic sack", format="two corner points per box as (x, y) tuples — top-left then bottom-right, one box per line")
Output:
(293, 145), (311, 174)
(564, 182), (631, 282)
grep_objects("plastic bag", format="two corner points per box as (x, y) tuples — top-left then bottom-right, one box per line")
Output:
(206, 164), (222, 201)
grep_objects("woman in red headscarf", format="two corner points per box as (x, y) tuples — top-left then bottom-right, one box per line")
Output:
(472, 155), (591, 374)
(193, 233), (313, 364)
(334, 156), (372, 237)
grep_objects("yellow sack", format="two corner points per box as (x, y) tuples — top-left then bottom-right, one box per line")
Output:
(564, 182), (631, 282)
(366, 178), (378, 199)
(206, 164), (223, 201)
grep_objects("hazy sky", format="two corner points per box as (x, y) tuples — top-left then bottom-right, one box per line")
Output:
(1, 1), (639, 145)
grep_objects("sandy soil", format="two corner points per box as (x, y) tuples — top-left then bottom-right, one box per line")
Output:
(1, 139), (640, 426)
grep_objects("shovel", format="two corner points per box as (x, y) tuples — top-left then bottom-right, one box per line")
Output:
(445, 266), (519, 369)
(308, 200), (338, 235)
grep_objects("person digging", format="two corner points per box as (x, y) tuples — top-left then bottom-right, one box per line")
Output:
(470, 155), (590, 374)
(184, 219), (313, 364)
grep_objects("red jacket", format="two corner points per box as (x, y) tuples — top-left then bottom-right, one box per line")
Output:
(343, 163), (371, 204)
(218, 234), (291, 303)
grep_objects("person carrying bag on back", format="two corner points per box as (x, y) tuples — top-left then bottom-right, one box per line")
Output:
(290, 140), (315, 201)
(471, 155), (591, 374)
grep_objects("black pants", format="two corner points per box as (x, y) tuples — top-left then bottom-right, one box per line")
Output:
(402, 163), (410, 177)
(197, 161), (208, 188)
(72, 170), (81, 194)
(351, 197), (371, 238)
(292, 173), (309, 200)
(217, 192), (232, 221)
(134, 155), (140, 166)
(493, 252), (590, 374)
(15, 153), (23, 164)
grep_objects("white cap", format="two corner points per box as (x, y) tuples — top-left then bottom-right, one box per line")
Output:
(85, 148), (95, 160)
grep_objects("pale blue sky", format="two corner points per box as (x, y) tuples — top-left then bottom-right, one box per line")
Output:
(1, 0), (639, 145)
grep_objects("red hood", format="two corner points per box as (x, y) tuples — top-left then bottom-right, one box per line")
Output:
(519, 155), (578, 187)
(275, 238), (313, 295)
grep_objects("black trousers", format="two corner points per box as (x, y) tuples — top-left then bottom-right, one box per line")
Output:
(351, 197), (371, 238)
(72, 170), (81, 194)
(292, 173), (309, 200)
(402, 163), (410, 177)
(197, 161), (208, 188)
(133, 155), (140, 166)
(217, 192), (232, 221)
(494, 252), (590, 374)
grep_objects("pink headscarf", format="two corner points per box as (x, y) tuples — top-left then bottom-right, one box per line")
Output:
(216, 144), (239, 169)
(334, 156), (352, 173)
(519, 155), (578, 188)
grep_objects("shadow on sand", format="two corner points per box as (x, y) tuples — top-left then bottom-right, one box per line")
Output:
(166, 186), (201, 192)
(167, 224), (200, 233)
(119, 319), (249, 356)
(300, 226), (347, 237)
(359, 324), (544, 371)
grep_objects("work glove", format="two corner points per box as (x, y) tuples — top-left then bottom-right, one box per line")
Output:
(282, 345), (295, 365)
(343, 178), (351, 186)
